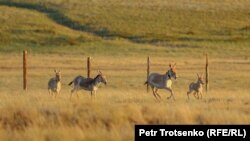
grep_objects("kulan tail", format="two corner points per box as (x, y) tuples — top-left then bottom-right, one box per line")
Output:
(68, 81), (73, 86)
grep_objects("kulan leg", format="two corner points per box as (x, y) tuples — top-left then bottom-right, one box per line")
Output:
(170, 89), (175, 100)
(71, 86), (79, 99)
(155, 89), (162, 99)
(198, 92), (202, 99)
(48, 89), (51, 96)
(194, 92), (199, 99)
(90, 91), (92, 99)
(70, 84), (75, 99)
(70, 86), (79, 99)
(165, 87), (175, 100)
(55, 90), (60, 99)
(187, 90), (193, 100)
(91, 90), (96, 99)
(70, 89), (75, 99)
(151, 86), (160, 101)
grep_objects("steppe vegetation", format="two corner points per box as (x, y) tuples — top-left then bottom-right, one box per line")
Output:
(0, 0), (249, 141)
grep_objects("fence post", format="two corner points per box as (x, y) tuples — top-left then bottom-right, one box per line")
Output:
(87, 57), (91, 78)
(205, 53), (209, 93)
(147, 56), (150, 92)
(23, 50), (27, 91)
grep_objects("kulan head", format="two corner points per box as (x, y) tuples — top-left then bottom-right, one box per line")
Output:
(98, 70), (107, 85)
(197, 73), (204, 84)
(54, 69), (61, 81)
(166, 63), (177, 79)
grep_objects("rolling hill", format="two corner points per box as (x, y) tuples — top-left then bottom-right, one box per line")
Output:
(0, 0), (249, 56)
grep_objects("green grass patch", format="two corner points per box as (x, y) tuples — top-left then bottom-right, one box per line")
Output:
(0, 0), (249, 49)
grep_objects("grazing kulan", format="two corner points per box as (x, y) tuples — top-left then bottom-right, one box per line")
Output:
(187, 73), (204, 100)
(144, 63), (177, 101)
(48, 69), (61, 98)
(68, 71), (107, 99)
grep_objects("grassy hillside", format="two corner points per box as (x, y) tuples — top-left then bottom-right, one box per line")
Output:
(0, 5), (101, 53)
(0, 0), (249, 56)
(1, 0), (250, 47)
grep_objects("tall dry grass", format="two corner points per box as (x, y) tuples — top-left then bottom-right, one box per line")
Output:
(0, 53), (249, 141)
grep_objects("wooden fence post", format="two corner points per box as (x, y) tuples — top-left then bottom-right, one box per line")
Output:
(23, 50), (27, 91)
(147, 56), (150, 92)
(205, 53), (209, 93)
(87, 57), (91, 78)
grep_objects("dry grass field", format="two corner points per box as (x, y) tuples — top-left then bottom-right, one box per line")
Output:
(0, 53), (249, 141)
(0, 0), (250, 141)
